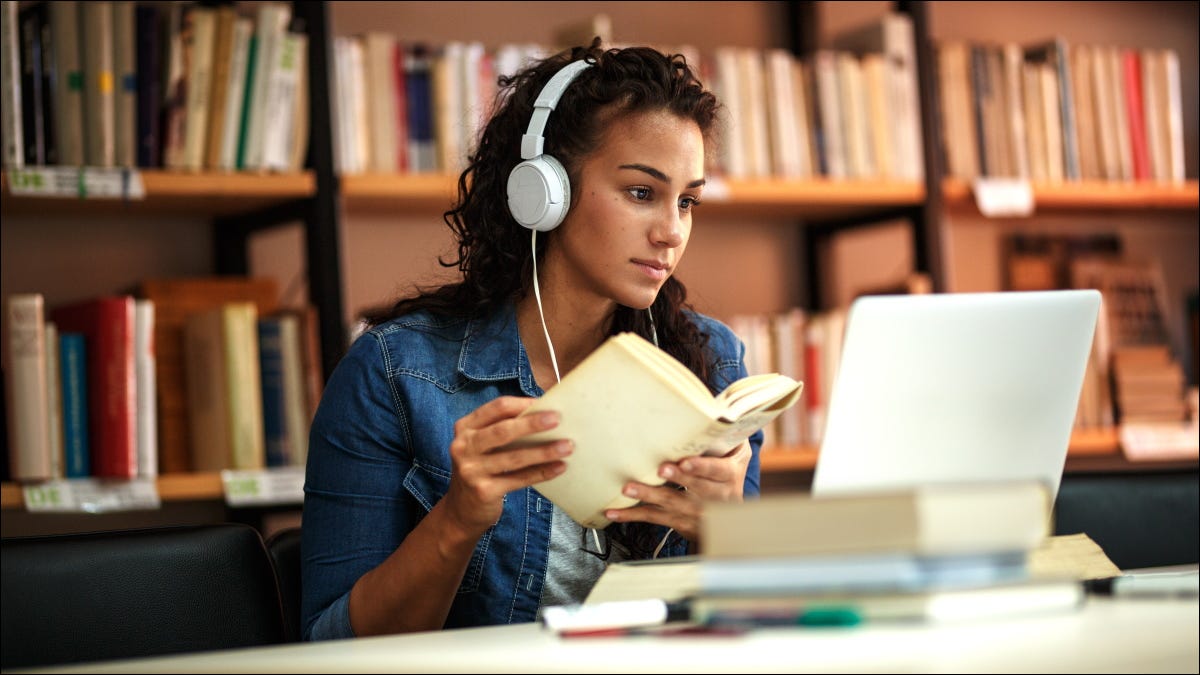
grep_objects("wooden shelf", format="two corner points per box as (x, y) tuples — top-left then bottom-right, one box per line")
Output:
(339, 173), (925, 220)
(758, 426), (1197, 475)
(943, 177), (1200, 213)
(1, 472), (226, 510)
(1, 170), (315, 217)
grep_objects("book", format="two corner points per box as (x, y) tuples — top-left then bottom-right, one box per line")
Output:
(79, 0), (115, 168)
(3, 293), (51, 481)
(514, 332), (803, 529)
(58, 331), (89, 478)
(690, 576), (1085, 626)
(137, 276), (279, 473)
(183, 302), (265, 472)
(701, 482), (1051, 560)
(50, 295), (138, 479)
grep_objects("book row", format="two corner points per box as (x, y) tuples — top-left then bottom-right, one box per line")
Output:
(936, 38), (1187, 185)
(328, 11), (926, 181)
(0, 0), (309, 173)
(2, 282), (323, 484)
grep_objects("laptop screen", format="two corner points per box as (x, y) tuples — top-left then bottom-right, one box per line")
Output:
(811, 290), (1101, 503)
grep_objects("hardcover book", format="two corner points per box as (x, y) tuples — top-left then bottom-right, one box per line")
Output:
(515, 332), (803, 529)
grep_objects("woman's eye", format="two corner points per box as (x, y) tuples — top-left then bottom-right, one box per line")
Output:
(679, 197), (701, 211)
(628, 187), (651, 201)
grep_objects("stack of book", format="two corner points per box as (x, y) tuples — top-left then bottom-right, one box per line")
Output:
(580, 482), (1094, 629)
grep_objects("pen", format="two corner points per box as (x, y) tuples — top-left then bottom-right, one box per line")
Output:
(1086, 571), (1199, 599)
(701, 605), (864, 629)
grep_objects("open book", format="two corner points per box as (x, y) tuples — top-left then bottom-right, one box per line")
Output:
(515, 332), (803, 528)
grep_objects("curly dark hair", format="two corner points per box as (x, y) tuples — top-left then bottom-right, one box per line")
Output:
(365, 41), (723, 558)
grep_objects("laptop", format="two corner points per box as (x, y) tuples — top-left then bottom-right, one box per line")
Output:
(811, 289), (1102, 504)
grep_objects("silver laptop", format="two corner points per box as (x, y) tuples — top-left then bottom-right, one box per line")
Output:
(811, 289), (1102, 503)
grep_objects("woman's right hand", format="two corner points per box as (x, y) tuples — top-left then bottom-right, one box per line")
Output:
(442, 396), (572, 537)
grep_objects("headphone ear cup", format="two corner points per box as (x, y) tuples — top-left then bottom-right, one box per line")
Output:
(507, 155), (572, 232)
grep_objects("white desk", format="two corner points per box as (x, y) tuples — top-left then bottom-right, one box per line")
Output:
(23, 596), (1199, 674)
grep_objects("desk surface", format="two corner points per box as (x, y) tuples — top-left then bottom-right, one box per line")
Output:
(23, 596), (1199, 674)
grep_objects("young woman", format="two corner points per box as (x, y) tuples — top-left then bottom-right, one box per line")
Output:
(301, 41), (762, 640)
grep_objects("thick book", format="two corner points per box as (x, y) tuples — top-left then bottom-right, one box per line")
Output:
(701, 482), (1051, 560)
(516, 332), (803, 529)
(58, 331), (89, 478)
(3, 293), (51, 481)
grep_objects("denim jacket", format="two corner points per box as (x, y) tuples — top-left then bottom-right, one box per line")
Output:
(301, 303), (761, 640)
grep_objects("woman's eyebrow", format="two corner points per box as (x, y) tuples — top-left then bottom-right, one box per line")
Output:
(619, 163), (706, 189)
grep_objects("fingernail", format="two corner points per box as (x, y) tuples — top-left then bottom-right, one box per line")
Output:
(624, 485), (638, 498)
(679, 460), (693, 473)
(660, 465), (676, 479)
(556, 440), (573, 455)
(605, 510), (620, 521)
(539, 412), (559, 428)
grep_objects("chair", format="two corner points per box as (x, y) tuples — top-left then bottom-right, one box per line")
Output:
(265, 526), (304, 642)
(1054, 469), (1200, 570)
(1, 523), (287, 670)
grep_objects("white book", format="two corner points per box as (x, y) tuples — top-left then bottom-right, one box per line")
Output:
(135, 299), (157, 478)
(217, 17), (253, 171)
(1003, 43), (1030, 180)
(738, 48), (770, 179)
(261, 31), (304, 171)
(813, 50), (846, 179)
(1040, 63), (1064, 183)
(1, 0), (25, 169)
(711, 47), (744, 178)
(764, 50), (800, 178)
(4, 293), (51, 481)
(243, 1), (291, 170)
(1161, 48), (1184, 184)
(44, 321), (63, 478)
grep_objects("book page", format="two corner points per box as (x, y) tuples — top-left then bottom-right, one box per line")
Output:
(1028, 533), (1121, 580)
(584, 557), (702, 604)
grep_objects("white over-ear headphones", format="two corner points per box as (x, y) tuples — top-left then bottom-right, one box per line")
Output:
(506, 59), (593, 232)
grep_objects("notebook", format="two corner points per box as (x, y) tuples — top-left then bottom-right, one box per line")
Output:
(812, 290), (1102, 504)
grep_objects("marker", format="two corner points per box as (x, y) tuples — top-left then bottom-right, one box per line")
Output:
(702, 605), (863, 628)
(1086, 571), (1199, 599)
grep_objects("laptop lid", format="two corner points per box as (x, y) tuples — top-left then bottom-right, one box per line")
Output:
(811, 289), (1102, 503)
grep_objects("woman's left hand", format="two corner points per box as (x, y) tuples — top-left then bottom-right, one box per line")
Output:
(603, 441), (752, 542)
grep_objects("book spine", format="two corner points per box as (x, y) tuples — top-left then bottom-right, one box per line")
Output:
(44, 320), (63, 477)
(1121, 48), (1151, 182)
(80, 0), (115, 167)
(1, 0), (24, 169)
(49, 0), (83, 166)
(181, 5), (216, 172)
(59, 331), (90, 478)
(51, 296), (137, 479)
(224, 303), (265, 469)
(258, 317), (291, 466)
(135, 299), (157, 478)
(34, 1), (57, 165)
(204, 6), (236, 170)
(134, 3), (161, 167)
(4, 293), (51, 481)
(218, 17), (252, 171)
(18, 4), (45, 165)
(111, 0), (136, 167)
(278, 314), (309, 465)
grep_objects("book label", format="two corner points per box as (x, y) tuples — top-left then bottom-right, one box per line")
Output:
(972, 178), (1034, 217)
(7, 166), (146, 199)
(221, 466), (304, 506)
(22, 478), (160, 513)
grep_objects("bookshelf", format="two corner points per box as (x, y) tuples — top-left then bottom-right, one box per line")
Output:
(2, 1), (1197, 528)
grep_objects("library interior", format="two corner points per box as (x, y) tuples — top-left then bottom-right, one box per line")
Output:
(1, 1), (1197, 672)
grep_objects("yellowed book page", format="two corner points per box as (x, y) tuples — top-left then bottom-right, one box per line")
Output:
(584, 558), (701, 604)
(1029, 533), (1122, 581)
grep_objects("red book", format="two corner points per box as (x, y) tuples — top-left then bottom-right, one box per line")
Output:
(1121, 49), (1151, 182)
(50, 296), (138, 478)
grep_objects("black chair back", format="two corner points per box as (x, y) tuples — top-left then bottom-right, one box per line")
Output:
(265, 526), (304, 642)
(1, 523), (287, 669)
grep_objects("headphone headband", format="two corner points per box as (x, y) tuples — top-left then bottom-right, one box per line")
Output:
(520, 59), (593, 160)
